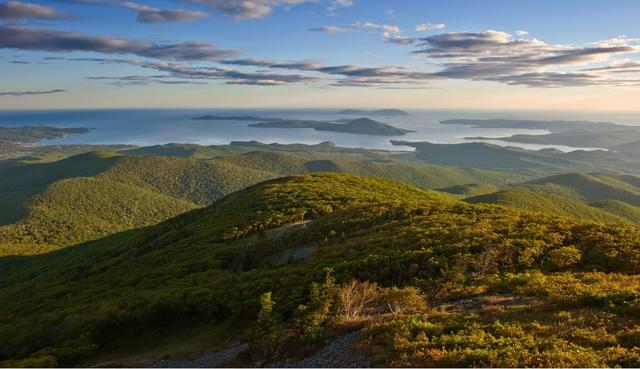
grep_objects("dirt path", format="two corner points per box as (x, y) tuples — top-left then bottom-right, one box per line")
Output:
(146, 343), (249, 368)
(270, 332), (372, 368)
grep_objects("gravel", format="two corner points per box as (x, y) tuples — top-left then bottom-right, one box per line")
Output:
(146, 343), (249, 368)
(270, 332), (372, 368)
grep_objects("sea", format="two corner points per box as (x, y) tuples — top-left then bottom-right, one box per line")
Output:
(1, 108), (639, 152)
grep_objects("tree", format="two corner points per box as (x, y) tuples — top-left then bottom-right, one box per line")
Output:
(339, 279), (380, 321)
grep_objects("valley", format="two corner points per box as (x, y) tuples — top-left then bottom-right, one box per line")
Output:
(2, 115), (640, 367)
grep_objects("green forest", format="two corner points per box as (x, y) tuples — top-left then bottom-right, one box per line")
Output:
(1, 138), (640, 367)
(1, 172), (640, 367)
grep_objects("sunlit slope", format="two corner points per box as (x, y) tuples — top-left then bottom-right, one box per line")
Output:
(0, 148), (530, 255)
(467, 172), (640, 224)
(0, 152), (278, 254)
(1, 173), (639, 367)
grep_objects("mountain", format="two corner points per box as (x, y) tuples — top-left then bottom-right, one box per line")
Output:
(0, 145), (528, 255)
(466, 172), (640, 224)
(0, 151), (277, 255)
(466, 188), (629, 224)
(612, 140), (640, 155)
(391, 140), (640, 173)
(338, 109), (409, 116)
(1, 173), (639, 367)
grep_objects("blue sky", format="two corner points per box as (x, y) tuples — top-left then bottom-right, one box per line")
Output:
(1, 0), (640, 110)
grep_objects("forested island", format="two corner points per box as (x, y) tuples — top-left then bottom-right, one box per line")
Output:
(337, 109), (409, 116)
(191, 115), (413, 136)
(0, 126), (90, 144)
(250, 117), (413, 136)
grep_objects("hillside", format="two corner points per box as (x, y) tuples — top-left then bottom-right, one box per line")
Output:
(441, 118), (640, 149)
(392, 140), (640, 173)
(1, 173), (639, 367)
(0, 146), (529, 255)
(0, 151), (278, 254)
(466, 172), (640, 225)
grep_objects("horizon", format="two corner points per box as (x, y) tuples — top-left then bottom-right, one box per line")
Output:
(1, 0), (640, 111)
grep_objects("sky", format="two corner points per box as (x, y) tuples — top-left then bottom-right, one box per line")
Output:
(1, 0), (640, 110)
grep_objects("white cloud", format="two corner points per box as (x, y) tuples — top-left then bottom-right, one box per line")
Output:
(328, 0), (353, 12)
(415, 23), (445, 32)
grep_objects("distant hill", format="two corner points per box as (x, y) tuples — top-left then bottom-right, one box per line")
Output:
(467, 172), (640, 224)
(611, 140), (640, 155)
(338, 109), (409, 116)
(0, 126), (90, 144)
(442, 118), (640, 149)
(391, 140), (640, 173)
(439, 183), (499, 198)
(1, 173), (639, 367)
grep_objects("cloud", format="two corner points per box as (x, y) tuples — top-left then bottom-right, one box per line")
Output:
(0, 1), (66, 20)
(47, 57), (321, 86)
(309, 25), (347, 33)
(87, 75), (207, 86)
(584, 61), (640, 74)
(222, 58), (435, 87)
(415, 23), (445, 32)
(515, 30), (528, 38)
(412, 30), (640, 87)
(384, 35), (415, 45)
(0, 89), (66, 96)
(310, 21), (401, 35)
(120, 2), (208, 23)
(0, 25), (238, 61)
(180, 0), (314, 20)
(483, 72), (640, 88)
(328, 0), (352, 10)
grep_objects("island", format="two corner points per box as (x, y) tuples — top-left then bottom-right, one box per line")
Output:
(338, 109), (409, 116)
(0, 126), (91, 144)
(441, 118), (640, 149)
(191, 115), (269, 121)
(191, 114), (413, 136)
(250, 117), (414, 136)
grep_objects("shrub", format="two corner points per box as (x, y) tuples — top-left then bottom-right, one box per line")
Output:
(548, 246), (582, 269)
(382, 286), (427, 315)
(249, 292), (289, 361)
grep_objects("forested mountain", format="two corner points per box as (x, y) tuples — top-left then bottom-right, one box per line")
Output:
(467, 172), (640, 225)
(1, 173), (639, 367)
(0, 145), (527, 255)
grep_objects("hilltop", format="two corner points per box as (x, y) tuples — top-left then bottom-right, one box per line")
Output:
(466, 172), (640, 224)
(1, 173), (639, 367)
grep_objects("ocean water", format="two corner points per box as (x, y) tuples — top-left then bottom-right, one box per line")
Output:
(0, 108), (638, 152)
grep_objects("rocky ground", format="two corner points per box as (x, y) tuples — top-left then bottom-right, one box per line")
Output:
(146, 343), (249, 368)
(270, 331), (372, 368)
